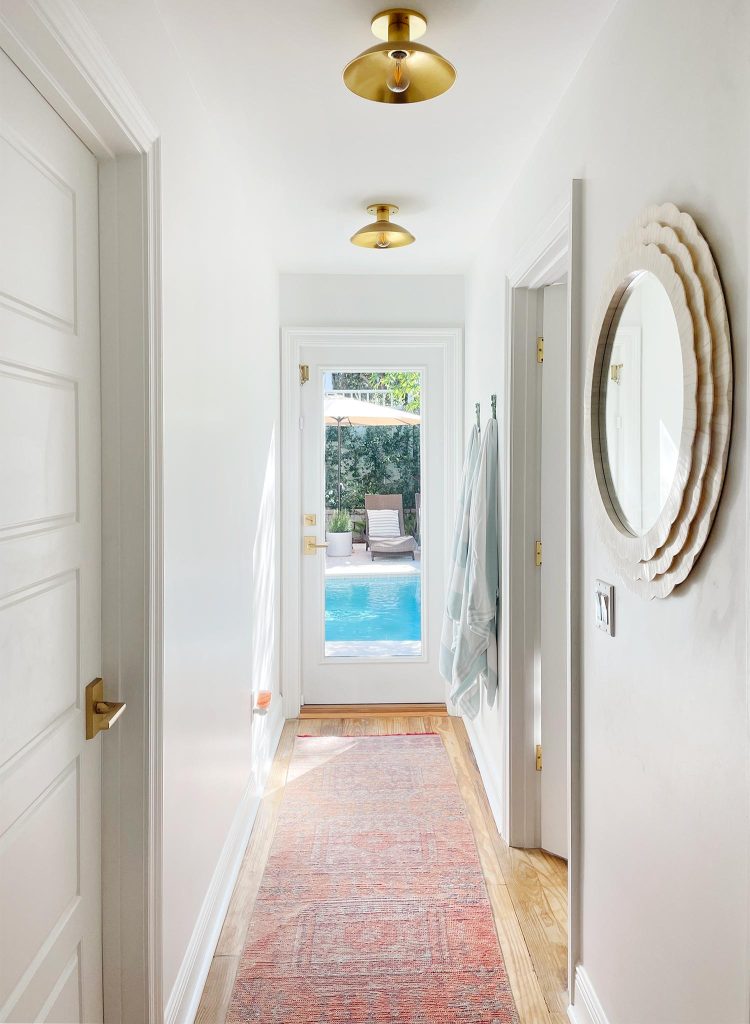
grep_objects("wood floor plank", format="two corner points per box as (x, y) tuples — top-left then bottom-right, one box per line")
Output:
(300, 703), (448, 719)
(317, 717), (344, 736)
(340, 717), (367, 736)
(486, 881), (554, 1024)
(195, 955), (239, 1024)
(297, 718), (321, 735)
(198, 713), (569, 1024)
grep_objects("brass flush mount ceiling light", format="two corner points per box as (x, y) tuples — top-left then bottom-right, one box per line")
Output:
(350, 204), (415, 249)
(343, 8), (456, 103)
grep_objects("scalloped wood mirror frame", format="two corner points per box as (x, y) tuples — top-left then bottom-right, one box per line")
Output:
(584, 203), (732, 599)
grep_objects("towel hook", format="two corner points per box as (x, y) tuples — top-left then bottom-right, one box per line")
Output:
(475, 402), (481, 431)
(490, 393), (497, 419)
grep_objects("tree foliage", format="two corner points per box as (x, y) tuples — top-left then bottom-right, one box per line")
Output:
(331, 371), (421, 412)
(326, 424), (420, 512)
(326, 372), (422, 516)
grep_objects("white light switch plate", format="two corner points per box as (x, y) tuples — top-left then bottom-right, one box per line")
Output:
(594, 579), (615, 636)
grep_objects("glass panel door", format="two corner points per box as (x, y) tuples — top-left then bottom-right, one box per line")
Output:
(299, 342), (448, 705)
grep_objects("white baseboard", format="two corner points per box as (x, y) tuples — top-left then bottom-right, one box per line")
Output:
(164, 705), (284, 1024)
(462, 714), (506, 840)
(568, 966), (610, 1024)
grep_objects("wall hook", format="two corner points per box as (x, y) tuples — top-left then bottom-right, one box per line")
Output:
(475, 402), (481, 431)
(490, 393), (497, 419)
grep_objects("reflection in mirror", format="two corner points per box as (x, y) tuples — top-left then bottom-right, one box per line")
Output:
(601, 271), (683, 536)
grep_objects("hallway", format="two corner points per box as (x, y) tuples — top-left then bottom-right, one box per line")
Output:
(196, 715), (567, 1024)
(2, 2), (748, 1021)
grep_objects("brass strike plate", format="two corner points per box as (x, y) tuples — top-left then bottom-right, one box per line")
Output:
(535, 744), (543, 771)
(304, 513), (316, 526)
(85, 678), (126, 739)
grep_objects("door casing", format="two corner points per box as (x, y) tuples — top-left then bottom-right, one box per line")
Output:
(280, 327), (463, 717)
(0, 5), (164, 1021)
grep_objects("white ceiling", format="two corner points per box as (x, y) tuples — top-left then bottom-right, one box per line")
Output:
(158, 0), (616, 274)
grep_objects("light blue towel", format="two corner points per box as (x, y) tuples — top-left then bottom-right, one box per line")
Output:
(439, 426), (480, 686)
(449, 417), (499, 719)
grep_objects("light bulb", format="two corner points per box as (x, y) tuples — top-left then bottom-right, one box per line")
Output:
(386, 50), (410, 93)
(375, 232), (391, 249)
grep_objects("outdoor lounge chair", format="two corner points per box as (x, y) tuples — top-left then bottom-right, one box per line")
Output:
(364, 494), (417, 561)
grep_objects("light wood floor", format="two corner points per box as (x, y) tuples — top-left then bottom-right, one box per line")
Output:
(196, 715), (568, 1024)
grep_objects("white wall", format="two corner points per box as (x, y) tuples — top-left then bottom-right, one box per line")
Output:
(465, 1), (749, 1021)
(280, 273), (464, 326)
(74, 0), (282, 1012)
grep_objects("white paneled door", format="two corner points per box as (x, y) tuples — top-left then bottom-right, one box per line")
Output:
(0, 50), (103, 1022)
(298, 340), (450, 705)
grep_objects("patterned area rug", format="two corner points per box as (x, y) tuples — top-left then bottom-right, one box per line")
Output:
(227, 734), (519, 1023)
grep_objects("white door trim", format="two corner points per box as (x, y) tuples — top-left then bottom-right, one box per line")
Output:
(0, 4), (164, 1021)
(503, 180), (582, 1000)
(280, 327), (463, 717)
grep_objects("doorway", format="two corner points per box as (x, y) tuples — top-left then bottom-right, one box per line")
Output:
(281, 329), (462, 711)
(503, 183), (581, 1002)
(0, 10), (163, 1020)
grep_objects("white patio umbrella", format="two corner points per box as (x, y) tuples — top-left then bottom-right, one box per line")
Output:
(324, 395), (421, 510)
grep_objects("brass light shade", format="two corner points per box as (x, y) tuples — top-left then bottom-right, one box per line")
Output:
(350, 204), (415, 249)
(343, 8), (456, 104)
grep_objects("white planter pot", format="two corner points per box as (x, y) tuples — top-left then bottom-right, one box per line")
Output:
(326, 531), (353, 557)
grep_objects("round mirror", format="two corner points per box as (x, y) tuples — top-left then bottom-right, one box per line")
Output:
(600, 271), (683, 536)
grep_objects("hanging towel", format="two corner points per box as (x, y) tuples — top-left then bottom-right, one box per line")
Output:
(449, 416), (500, 719)
(439, 425), (480, 686)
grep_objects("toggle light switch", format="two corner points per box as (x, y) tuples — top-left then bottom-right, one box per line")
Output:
(594, 580), (615, 636)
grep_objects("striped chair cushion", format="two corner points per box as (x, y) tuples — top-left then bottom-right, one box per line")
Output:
(367, 508), (401, 538)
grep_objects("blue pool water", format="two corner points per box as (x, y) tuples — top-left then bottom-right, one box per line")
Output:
(325, 575), (422, 642)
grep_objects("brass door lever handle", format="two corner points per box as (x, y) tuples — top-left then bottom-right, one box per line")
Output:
(85, 678), (126, 739)
(303, 535), (329, 555)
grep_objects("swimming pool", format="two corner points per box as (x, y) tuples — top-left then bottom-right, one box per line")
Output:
(325, 575), (422, 643)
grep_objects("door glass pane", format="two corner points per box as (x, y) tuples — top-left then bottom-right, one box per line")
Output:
(323, 370), (423, 658)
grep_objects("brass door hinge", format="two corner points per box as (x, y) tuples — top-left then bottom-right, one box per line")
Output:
(535, 540), (542, 567)
(299, 363), (309, 385)
(535, 744), (542, 771)
(536, 336), (544, 364)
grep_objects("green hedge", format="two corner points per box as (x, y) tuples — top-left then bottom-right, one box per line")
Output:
(325, 424), (421, 511)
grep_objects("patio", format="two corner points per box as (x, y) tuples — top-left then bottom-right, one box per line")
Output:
(325, 542), (421, 577)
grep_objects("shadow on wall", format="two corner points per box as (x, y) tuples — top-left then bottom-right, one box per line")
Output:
(251, 427), (278, 746)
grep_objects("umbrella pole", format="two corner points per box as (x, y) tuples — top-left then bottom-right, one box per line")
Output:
(337, 419), (342, 511)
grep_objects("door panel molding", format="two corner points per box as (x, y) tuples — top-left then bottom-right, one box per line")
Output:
(280, 327), (463, 717)
(0, 5), (164, 1021)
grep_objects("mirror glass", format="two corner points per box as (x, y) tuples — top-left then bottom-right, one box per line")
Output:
(600, 271), (683, 536)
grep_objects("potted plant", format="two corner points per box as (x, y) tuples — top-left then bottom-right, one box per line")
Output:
(326, 510), (353, 557)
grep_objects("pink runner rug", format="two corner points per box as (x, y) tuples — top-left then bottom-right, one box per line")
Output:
(227, 734), (519, 1023)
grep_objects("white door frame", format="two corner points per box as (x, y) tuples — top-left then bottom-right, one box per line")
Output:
(503, 180), (582, 998)
(280, 327), (463, 718)
(0, 4), (164, 1021)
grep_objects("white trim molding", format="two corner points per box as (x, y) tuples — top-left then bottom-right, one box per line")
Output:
(568, 966), (611, 1024)
(462, 715), (505, 834)
(164, 709), (284, 1024)
(280, 326), (463, 717)
(0, 4), (164, 1021)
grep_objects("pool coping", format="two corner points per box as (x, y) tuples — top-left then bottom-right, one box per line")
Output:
(324, 640), (423, 658)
